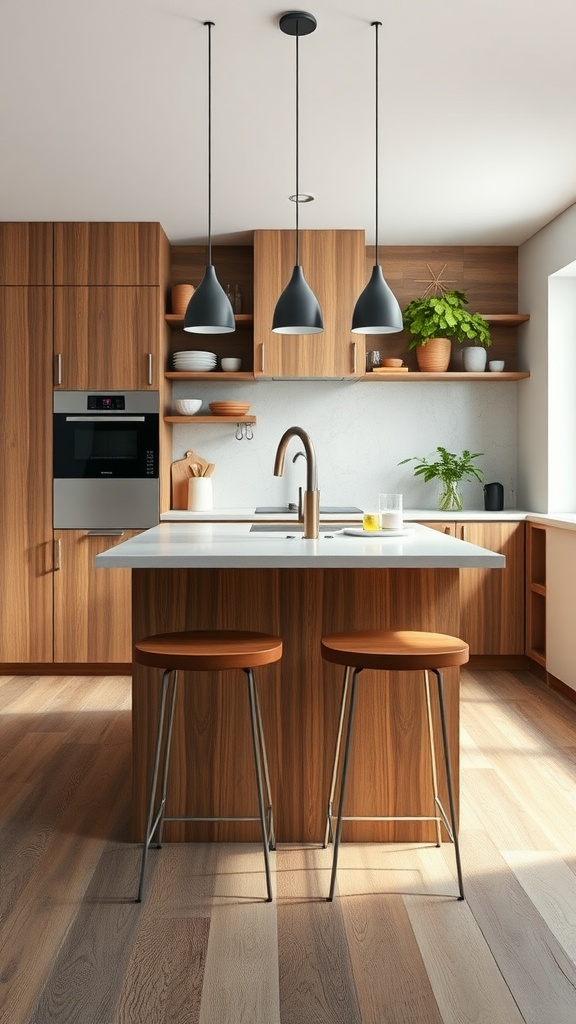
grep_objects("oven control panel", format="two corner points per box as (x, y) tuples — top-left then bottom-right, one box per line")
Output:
(87, 394), (126, 411)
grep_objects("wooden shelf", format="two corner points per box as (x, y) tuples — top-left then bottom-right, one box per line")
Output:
(165, 371), (254, 381)
(164, 415), (256, 424)
(362, 371), (530, 382)
(481, 314), (530, 326)
(530, 582), (547, 597)
(165, 313), (253, 328)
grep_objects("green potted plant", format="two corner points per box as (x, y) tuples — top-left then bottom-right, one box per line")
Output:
(399, 446), (484, 511)
(402, 290), (491, 372)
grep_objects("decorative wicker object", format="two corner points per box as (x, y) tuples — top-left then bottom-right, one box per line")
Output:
(171, 284), (195, 315)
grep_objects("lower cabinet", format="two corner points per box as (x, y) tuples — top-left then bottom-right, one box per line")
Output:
(53, 530), (138, 664)
(421, 520), (525, 655)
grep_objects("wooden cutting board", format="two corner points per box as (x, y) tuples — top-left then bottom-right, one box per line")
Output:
(171, 450), (210, 509)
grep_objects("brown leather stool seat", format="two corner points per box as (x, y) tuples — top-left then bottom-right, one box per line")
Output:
(134, 629), (282, 902)
(321, 629), (469, 902)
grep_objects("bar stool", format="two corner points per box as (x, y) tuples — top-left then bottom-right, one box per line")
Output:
(321, 629), (469, 902)
(134, 629), (282, 903)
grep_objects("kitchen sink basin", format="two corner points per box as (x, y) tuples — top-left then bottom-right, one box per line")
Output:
(249, 524), (343, 533)
(254, 505), (362, 514)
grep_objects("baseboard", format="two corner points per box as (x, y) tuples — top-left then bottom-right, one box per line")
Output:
(0, 663), (131, 675)
(547, 671), (576, 705)
(468, 655), (531, 670)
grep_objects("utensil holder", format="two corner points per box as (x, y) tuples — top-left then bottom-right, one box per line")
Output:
(187, 477), (213, 511)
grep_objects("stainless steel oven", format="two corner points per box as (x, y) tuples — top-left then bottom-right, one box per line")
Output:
(53, 391), (159, 528)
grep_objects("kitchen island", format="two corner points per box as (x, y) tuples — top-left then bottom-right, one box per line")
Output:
(97, 522), (504, 844)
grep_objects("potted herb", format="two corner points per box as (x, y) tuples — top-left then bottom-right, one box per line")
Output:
(399, 446), (484, 511)
(402, 290), (491, 372)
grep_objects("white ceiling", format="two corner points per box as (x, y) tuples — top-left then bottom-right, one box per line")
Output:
(2, 0), (576, 247)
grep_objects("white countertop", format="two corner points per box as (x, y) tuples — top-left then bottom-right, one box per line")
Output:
(160, 508), (529, 523)
(96, 521), (506, 570)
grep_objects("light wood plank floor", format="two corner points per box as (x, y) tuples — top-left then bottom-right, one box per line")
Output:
(1, 667), (576, 1023)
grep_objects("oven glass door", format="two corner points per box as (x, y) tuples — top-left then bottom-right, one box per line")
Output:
(53, 414), (158, 479)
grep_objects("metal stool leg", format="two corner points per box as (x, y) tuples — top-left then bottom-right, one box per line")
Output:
(423, 669), (443, 847)
(245, 669), (274, 902)
(324, 665), (353, 848)
(136, 669), (178, 902)
(328, 667), (362, 902)
(252, 672), (276, 850)
(432, 669), (465, 900)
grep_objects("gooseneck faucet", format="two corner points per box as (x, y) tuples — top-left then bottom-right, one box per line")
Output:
(273, 427), (320, 539)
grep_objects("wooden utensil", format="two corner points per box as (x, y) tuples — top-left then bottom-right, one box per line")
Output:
(171, 449), (212, 508)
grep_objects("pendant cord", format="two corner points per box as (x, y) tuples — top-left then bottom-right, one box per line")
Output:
(295, 25), (300, 266)
(373, 21), (381, 268)
(205, 21), (214, 267)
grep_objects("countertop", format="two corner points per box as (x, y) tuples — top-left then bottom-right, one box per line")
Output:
(160, 508), (529, 523)
(96, 521), (505, 570)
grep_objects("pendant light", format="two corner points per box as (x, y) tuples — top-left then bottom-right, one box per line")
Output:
(184, 21), (235, 334)
(272, 11), (323, 335)
(351, 21), (403, 335)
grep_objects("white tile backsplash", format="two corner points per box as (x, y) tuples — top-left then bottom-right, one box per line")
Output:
(171, 378), (518, 511)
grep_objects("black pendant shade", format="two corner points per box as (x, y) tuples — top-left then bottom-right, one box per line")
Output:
(273, 11), (323, 335)
(183, 264), (235, 334)
(352, 265), (403, 335)
(184, 21), (235, 336)
(351, 21), (402, 336)
(272, 264), (323, 334)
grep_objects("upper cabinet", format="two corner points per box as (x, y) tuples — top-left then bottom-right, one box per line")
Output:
(54, 286), (163, 390)
(0, 222), (53, 285)
(253, 229), (366, 378)
(54, 222), (170, 285)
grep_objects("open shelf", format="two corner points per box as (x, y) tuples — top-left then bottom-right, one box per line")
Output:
(165, 371), (254, 381)
(164, 415), (256, 424)
(165, 313), (253, 329)
(481, 313), (530, 326)
(362, 371), (530, 382)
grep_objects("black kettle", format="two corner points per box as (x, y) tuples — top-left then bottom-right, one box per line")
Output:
(483, 482), (504, 511)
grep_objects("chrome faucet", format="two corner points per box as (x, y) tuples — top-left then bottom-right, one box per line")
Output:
(273, 427), (320, 539)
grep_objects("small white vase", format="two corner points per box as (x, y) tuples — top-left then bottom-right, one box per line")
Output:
(462, 346), (487, 372)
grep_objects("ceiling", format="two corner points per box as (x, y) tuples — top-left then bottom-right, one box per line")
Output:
(2, 0), (576, 247)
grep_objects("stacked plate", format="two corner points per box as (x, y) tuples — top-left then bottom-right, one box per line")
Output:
(209, 402), (251, 416)
(172, 350), (217, 372)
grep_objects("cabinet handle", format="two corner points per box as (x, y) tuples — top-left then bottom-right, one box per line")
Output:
(260, 343), (265, 374)
(352, 342), (358, 375)
(54, 353), (62, 386)
(460, 525), (466, 541)
(86, 529), (125, 537)
(146, 352), (153, 386)
(53, 537), (61, 571)
(444, 526), (451, 534)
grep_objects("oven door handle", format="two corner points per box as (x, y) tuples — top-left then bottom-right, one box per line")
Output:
(64, 416), (146, 422)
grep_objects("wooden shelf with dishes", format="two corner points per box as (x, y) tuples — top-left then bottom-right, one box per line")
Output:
(165, 371), (254, 381)
(165, 314), (255, 379)
(165, 313), (254, 329)
(164, 414), (256, 423)
(362, 370), (530, 381)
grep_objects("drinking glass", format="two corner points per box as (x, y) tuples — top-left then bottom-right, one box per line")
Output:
(378, 493), (403, 529)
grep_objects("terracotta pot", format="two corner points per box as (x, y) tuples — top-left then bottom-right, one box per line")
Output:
(171, 283), (195, 316)
(416, 337), (451, 372)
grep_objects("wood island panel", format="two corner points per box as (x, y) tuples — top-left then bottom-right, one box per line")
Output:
(131, 566), (461, 845)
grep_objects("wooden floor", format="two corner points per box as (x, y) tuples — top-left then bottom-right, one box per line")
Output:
(1, 667), (576, 1023)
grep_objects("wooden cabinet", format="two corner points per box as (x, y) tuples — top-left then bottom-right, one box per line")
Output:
(0, 222), (53, 285)
(0, 286), (54, 662)
(253, 229), (366, 378)
(53, 530), (139, 664)
(54, 286), (162, 389)
(54, 222), (169, 285)
(526, 522), (546, 668)
(419, 520), (525, 655)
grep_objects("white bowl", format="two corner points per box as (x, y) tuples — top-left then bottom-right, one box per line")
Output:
(221, 357), (242, 372)
(488, 360), (505, 372)
(175, 399), (202, 415)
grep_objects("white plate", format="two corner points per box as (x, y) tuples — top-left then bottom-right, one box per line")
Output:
(342, 526), (414, 538)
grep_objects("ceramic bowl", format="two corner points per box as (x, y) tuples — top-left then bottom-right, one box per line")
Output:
(221, 357), (242, 372)
(488, 360), (505, 372)
(175, 399), (202, 415)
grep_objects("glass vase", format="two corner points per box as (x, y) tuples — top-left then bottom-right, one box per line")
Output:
(438, 480), (463, 511)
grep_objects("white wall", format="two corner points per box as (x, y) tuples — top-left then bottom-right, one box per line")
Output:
(172, 377), (518, 511)
(518, 201), (576, 511)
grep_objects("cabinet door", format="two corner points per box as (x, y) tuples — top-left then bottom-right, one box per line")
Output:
(0, 223), (53, 285)
(53, 530), (139, 663)
(54, 286), (160, 389)
(457, 521), (525, 654)
(420, 521), (456, 536)
(0, 287), (53, 662)
(54, 222), (167, 285)
(253, 229), (365, 378)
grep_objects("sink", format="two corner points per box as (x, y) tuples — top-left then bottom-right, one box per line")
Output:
(254, 505), (362, 514)
(249, 524), (342, 533)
